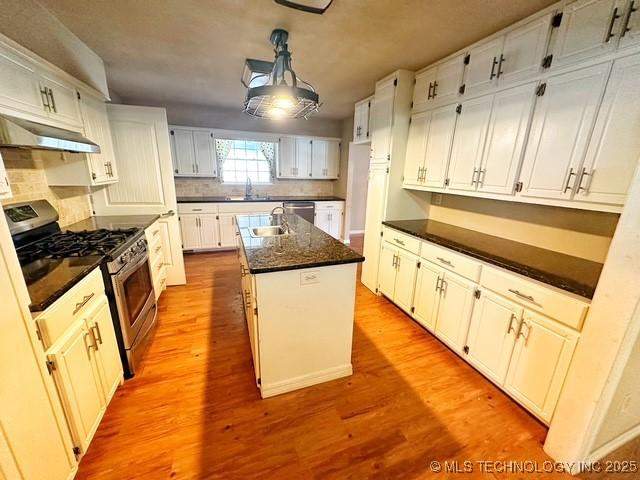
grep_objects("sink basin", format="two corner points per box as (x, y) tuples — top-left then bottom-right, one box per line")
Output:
(249, 225), (289, 237)
(225, 195), (272, 201)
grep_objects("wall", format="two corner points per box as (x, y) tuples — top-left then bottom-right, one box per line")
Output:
(0, 0), (109, 97)
(174, 177), (334, 198)
(1, 149), (92, 226)
(427, 194), (619, 263)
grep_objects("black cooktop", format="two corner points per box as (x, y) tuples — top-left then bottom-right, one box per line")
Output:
(16, 228), (141, 265)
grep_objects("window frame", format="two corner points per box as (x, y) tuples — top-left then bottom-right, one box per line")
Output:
(216, 137), (277, 185)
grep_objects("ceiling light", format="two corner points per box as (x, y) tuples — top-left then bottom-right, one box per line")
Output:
(274, 0), (333, 14)
(243, 29), (321, 120)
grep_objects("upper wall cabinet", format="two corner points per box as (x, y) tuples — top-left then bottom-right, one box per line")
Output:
(413, 54), (466, 110)
(0, 40), (83, 132)
(353, 96), (373, 144)
(277, 136), (339, 179)
(519, 62), (611, 201)
(0, 151), (12, 199)
(169, 126), (217, 178)
(550, 0), (627, 68)
(369, 77), (396, 163)
(464, 13), (552, 96)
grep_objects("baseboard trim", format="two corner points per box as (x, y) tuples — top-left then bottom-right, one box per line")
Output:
(585, 423), (640, 469)
(349, 230), (365, 235)
(260, 364), (353, 398)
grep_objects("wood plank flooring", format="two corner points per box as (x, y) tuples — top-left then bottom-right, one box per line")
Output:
(75, 237), (635, 479)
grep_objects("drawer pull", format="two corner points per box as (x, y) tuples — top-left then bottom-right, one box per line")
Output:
(244, 290), (251, 308)
(394, 238), (405, 246)
(73, 293), (95, 315)
(154, 245), (162, 253)
(436, 257), (452, 266)
(305, 274), (317, 281)
(508, 288), (535, 303)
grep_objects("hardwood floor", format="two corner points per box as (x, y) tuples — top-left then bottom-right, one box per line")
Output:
(75, 238), (633, 479)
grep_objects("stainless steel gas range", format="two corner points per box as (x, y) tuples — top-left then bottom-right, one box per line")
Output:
(4, 199), (157, 377)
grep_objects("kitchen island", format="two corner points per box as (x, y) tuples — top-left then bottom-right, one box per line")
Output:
(236, 213), (364, 398)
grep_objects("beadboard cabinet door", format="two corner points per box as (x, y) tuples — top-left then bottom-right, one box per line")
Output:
(278, 136), (297, 178)
(466, 290), (522, 385)
(193, 130), (217, 177)
(171, 128), (197, 176)
(423, 104), (458, 188)
(179, 215), (201, 250)
(574, 52), (640, 206)
(447, 95), (493, 192)
(519, 63), (611, 200)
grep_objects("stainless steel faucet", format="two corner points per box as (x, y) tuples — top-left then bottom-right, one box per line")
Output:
(271, 206), (289, 233)
(245, 177), (253, 198)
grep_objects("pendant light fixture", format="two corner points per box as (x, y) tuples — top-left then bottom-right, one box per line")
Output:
(243, 29), (320, 120)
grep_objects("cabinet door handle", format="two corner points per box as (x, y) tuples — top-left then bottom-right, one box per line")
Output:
(489, 56), (498, 80)
(40, 87), (51, 111)
(563, 168), (576, 193)
(73, 293), (95, 315)
(621, 1), (637, 37)
(244, 290), (251, 308)
(440, 279), (448, 296)
(47, 88), (57, 113)
(518, 321), (531, 344)
(472, 168), (479, 185)
(432, 81), (439, 98)
(496, 54), (505, 78)
(606, 7), (621, 41)
(478, 169), (486, 186)
(507, 313), (517, 334)
(92, 323), (103, 345)
(427, 81), (433, 99)
(508, 288), (535, 303)
(577, 167), (594, 194)
(396, 255), (401, 270)
(435, 276), (442, 292)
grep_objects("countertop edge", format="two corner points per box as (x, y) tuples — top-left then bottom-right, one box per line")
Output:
(248, 256), (365, 274)
(382, 221), (596, 299)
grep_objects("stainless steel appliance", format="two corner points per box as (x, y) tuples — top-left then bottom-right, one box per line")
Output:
(283, 201), (315, 224)
(4, 199), (156, 377)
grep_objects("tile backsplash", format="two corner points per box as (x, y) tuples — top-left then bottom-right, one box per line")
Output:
(175, 177), (335, 198)
(1, 149), (92, 226)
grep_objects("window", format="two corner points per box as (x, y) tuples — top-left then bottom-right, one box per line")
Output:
(216, 139), (275, 184)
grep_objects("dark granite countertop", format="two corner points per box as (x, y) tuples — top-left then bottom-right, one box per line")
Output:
(177, 195), (344, 203)
(65, 214), (160, 231)
(24, 256), (104, 312)
(237, 214), (364, 274)
(383, 219), (603, 299)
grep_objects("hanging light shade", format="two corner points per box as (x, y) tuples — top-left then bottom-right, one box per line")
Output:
(243, 29), (320, 119)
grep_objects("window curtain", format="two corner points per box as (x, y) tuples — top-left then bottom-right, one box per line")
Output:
(259, 142), (276, 179)
(215, 139), (233, 178)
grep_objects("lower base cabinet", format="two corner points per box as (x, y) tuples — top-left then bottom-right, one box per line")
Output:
(378, 241), (418, 314)
(433, 270), (476, 355)
(314, 202), (344, 239)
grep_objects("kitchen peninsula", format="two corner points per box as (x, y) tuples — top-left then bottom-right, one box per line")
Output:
(236, 213), (364, 398)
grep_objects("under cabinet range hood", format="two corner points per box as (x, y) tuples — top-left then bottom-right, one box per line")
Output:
(0, 114), (100, 153)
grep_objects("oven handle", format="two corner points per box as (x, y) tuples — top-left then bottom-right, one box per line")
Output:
(113, 252), (150, 282)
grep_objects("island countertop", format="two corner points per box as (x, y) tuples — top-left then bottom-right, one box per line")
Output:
(237, 214), (364, 274)
(383, 219), (603, 299)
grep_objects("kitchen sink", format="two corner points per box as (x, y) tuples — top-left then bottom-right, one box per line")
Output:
(249, 225), (289, 237)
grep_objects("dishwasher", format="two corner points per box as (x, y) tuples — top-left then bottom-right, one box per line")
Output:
(283, 201), (315, 224)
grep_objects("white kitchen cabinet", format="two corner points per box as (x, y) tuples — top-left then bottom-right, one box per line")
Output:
(0, 44), (44, 118)
(519, 62), (611, 200)
(447, 95), (493, 192)
(574, 52), (640, 206)
(464, 37), (504, 95)
(413, 55), (465, 110)
(311, 139), (340, 179)
(403, 112), (429, 187)
(619, 0), (640, 48)
(360, 163), (389, 291)
(85, 297), (123, 402)
(0, 151), (11, 199)
(551, 0), (625, 68)
(315, 202), (343, 239)
(218, 213), (237, 247)
(434, 270), (476, 355)
(477, 82), (536, 195)
(353, 96), (372, 143)
(179, 213), (219, 250)
(504, 308), (579, 423)
(296, 137), (313, 177)
(378, 242), (418, 314)
(277, 136), (297, 177)
(169, 127), (217, 177)
(47, 319), (106, 454)
(465, 290), (523, 385)
(38, 71), (83, 130)
(193, 130), (217, 177)
(369, 77), (395, 163)
(411, 260), (444, 332)
(422, 104), (458, 188)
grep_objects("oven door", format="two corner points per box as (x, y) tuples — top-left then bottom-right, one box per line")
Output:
(112, 252), (155, 349)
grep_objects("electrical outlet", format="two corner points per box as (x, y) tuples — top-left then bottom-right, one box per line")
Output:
(433, 193), (443, 206)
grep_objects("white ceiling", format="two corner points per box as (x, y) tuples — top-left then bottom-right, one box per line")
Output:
(39, 0), (557, 120)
